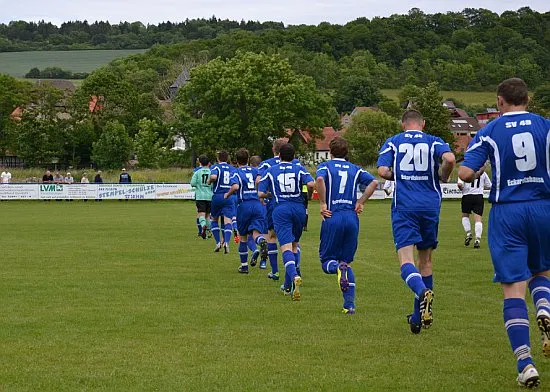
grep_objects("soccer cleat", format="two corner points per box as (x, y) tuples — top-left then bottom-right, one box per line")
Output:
(342, 308), (355, 315)
(268, 272), (280, 281)
(407, 314), (422, 335)
(464, 233), (472, 246)
(207, 229), (212, 239)
(259, 260), (267, 269)
(201, 225), (208, 240)
(223, 243), (229, 254)
(238, 265), (249, 274)
(291, 276), (302, 301)
(537, 309), (550, 358)
(516, 364), (540, 388)
(280, 284), (291, 296)
(250, 250), (260, 267)
(233, 229), (240, 244)
(474, 239), (480, 249)
(337, 262), (349, 292)
(214, 243), (222, 253)
(258, 238), (268, 263)
(419, 289), (434, 329)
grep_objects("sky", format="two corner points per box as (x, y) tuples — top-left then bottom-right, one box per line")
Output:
(1, 0), (548, 26)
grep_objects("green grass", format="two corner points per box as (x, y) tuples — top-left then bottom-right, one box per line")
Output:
(0, 49), (146, 78)
(382, 89), (497, 106)
(0, 200), (547, 391)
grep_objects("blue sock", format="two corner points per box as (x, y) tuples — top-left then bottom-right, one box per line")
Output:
(211, 221), (221, 244)
(196, 218), (201, 235)
(343, 266), (356, 310)
(322, 260), (338, 274)
(283, 250), (297, 281)
(232, 218), (238, 232)
(268, 243), (278, 274)
(413, 275), (433, 324)
(529, 276), (550, 315)
(224, 224), (232, 244)
(238, 242), (248, 265)
(503, 298), (534, 373)
(400, 263), (426, 297)
(247, 237), (257, 252)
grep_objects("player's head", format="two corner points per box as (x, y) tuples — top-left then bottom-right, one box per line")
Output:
(217, 150), (229, 163)
(198, 154), (210, 167)
(272, 139), (286, 156)
(249, 155), (262, 168)
(330, 137), (349, 159)
(401, 109), (425, 131)
(235, 149), (249, 166)
(279, 143), (295, 163)
(497, 78), (529, 110)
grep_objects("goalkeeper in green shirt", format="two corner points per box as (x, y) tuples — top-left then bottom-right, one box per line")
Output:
(190, 155), (213, 239)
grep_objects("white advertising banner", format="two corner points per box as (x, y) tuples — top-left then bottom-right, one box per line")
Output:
(155, 184), (195, 199)
(97, 184), (157, 200)
(0, 184), (40, 199)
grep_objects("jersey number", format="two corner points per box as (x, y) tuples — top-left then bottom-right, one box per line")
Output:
(399, 143), (429, 172)
(201, 174), (208, 185)
(245, 173), (255, 189)
(338, 170), (348, 194)
(512, 133), (537, 172)
(277, 173), (296, 193)
(223, 171), (230, 184)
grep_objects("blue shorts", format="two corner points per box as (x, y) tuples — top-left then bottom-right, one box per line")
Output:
(210, 194), (236, 219)
(489, 199), (550, 283)
(265, 200), (275, 230)
(319, 210), (359, 263)
(272, 203), (306, 246)
(391, 208), (439, 251)
(237, 200), (267, 235)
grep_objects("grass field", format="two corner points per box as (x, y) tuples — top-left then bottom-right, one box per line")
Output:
(0, 200), (548, 391)
(382, 89), (497, 106)
(0, 49), (146, 78)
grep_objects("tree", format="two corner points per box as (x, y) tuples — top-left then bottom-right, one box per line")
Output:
(133, 119), (165, 168)
(335, 73), (383, 113)
(345, 110), (401, 166)
(0, 75), (32, 152)
(175, 51), (337, 156)
(91, 121), (133, 169)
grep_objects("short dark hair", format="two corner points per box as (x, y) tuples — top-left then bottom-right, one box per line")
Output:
(273, 139), (286, 154)
(497, 78), (529, 106)
(249, 155), (262, 168)
(401, 109), (423, 124)
(329, 137), (348, 159)
(279, 143), (295, 162)
(235, 149), (249, 166)
(217, 150), (229, 163)
(198, 154), (210, 166)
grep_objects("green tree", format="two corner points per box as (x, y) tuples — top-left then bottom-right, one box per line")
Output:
(133, 119), (165, 168)
(529, 84), (550, 117)
(0, 75), (32, 152)
(345, 110), (401, 166)
(335, 73), (383, 113)
(92, 121), (133, 169)
(175, 51), (337, 156)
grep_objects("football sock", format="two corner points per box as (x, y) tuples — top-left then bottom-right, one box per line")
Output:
(224, 224), (232, 244)
(255, 235), (266, 245)
(247, 236), (257, 252)
(283, 250), (297, 281)
(196, 218), (201, 235)
(304, 212), (309, 228)
(199, 216), (207, 229)
(474, 222), (483, 239)
(268, 243), (278, 274)
(232, 217), (238, 232)
(462, 217), (471, 234)
(400, 263), (426, 297)
(503, 298), (534, 373)
(322, 260), (338, 274)
(413, 275), (433, 324)
(529, 276), (550, 315)
(294, 246), (301, 275)
(211, 221), (221, 244)
(343, 266), (356, 310)
(238, 242), (248, 265)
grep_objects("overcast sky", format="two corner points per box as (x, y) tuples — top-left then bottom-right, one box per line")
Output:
(1, 0), (548, 26)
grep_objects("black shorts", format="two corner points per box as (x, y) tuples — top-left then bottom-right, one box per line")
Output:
(196, 200), (211, 214)
(461, 194), (484, 216)
(302, 192), (309, 209)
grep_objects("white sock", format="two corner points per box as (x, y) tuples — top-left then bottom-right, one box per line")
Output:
(462, 217), (471, 234)
(475, 222), (483, 239)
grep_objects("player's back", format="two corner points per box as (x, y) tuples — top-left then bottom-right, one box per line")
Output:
(464, 112), (550, 203)
(210, 163), (234, 195)
(262, 162), (312, 205)
(378, 131), (451, 211)
(191, 167), (212, 200)
(232, 166), (260, 203)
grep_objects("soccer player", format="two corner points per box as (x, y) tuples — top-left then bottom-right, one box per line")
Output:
(457, 165), (491, 249)
(225, 149), (269, 274)
(208, 151), (236, 254)
(258, 143), (314, 301)
(377, 109), (455, 333)
(459, 78), (550, 388)
(190, 155), (213, 239)
(192, 162), (202, 235)
(316, 137), (378, 314)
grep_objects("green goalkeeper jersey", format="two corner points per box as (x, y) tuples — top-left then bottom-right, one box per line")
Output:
(190, 167), (213, 201)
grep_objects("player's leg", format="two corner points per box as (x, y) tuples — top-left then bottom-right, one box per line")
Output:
(339, 213), (359, 314)
(222, 215), (233, 253)
(274, 206), (300, 300)
(408, 248), (434, 333)
(461, 196), (473, 246)
(237, 233), (249, 274)
(247, 203), (267, 268)
(529, 272), (550, 357)
(472, 196), (484, 249)
(288, 205), (306, 300)
(266, 204), (280, 280)
(210, 196), (223, 250)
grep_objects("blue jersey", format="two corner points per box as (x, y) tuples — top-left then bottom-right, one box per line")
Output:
(210, 163), (235, 195)
(377, 130), (452, 211)
(230, 166), (260, 203)
(462, 111), (550, 204)
(258, 162), (313, 205)
(316, 159), (376, 213)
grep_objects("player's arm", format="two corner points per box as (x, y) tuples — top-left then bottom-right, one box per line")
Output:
(457, 178), (464, 191)
(315, 176), (332, 220)
(208, 167), (218, 185)
(257, 174), (272, 199)
(439, 152), (456, 183)
(356, 179), (378, 214)
(459, 132), (489, 182)
(190, 171), (198, 188)
(224, 184), (239, 199)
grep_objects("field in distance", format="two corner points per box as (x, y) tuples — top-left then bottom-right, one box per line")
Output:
(0, 49), (146, 78)
(382, 88), (497, 106)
